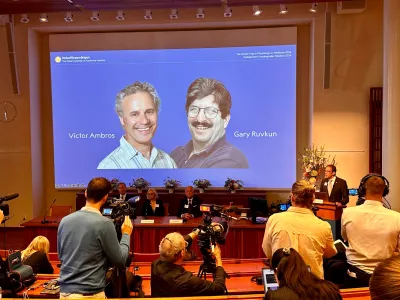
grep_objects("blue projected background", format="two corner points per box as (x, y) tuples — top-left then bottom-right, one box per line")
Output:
(50, 45), (296, 188)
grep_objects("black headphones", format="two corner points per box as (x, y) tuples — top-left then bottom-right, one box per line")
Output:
(357, 173), (390, 198)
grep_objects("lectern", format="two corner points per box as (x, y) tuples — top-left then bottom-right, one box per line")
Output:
(313, 200), (345, 240)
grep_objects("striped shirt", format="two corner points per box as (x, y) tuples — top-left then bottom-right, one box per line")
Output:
(97, 136), (177, 169)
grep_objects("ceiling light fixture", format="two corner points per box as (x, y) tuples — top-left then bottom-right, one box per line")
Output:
(279, 4), (288, 15)
(309, 2), (318, 13)
(64, 12), (73, 22)
(253, 5), (262, 16)
(39, 13), (48, 22)
(116, 10), (125, 21)
(144, 9), (152, 20)
(90, 11), (100, 21)
(169, 9), (178, 19)
(196, 8), (205, 18)
(20, 14), (29, 23)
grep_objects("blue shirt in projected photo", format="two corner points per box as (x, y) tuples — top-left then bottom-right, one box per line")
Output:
(97, 136), (177, 169)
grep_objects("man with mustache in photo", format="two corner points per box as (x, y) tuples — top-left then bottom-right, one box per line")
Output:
(170, 77), (248, 168)
(98, 81), (177, 169)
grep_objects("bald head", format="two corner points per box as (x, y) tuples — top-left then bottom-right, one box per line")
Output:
(185, 186), (194, 198)
(159, 232), (186, 263)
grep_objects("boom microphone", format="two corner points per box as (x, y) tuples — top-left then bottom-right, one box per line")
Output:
(0, 193), (19, 202)
(127, 196), (140, 206)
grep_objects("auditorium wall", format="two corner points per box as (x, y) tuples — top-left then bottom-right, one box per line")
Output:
(0, 1), (383, 225)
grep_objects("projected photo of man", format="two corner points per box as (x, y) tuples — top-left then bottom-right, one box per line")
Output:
(98, 81), (177, 169)
(170, 77), (248, 168)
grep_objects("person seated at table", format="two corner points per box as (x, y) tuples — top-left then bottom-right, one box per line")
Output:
(265, 247), (342, 300)
(151, 231), (227, 297)
(177, 186), (202, 220)
(21, 235), (54, 274)
(142, 188), (165, 217)
(370, 256), (400, 300)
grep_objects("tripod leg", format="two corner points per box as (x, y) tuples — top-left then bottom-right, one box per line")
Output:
(197, 264), (203, 277)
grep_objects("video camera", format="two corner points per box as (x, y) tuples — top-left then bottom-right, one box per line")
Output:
(195, 204), (231, 278)
(103, 197), (139, 220)
(102, 196), (139, 241)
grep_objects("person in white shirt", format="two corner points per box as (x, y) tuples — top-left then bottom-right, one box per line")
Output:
(341, 174), (400, 288)
(262, 180), (337, 279)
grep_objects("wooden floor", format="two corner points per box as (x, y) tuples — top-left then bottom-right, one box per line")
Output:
(16, 258), (371, 299)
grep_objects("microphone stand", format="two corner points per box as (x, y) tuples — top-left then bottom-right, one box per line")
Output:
(41, 199), (57, 224)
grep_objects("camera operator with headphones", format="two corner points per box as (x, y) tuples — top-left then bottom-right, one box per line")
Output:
(341, 174), (400, 288)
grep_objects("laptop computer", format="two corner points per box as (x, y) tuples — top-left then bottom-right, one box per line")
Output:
(262, 268), (279, 292)
(315, 192), (329, 202)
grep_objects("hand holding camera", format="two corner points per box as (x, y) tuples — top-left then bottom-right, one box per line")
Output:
(212, 244), (223, 267)
(121, 216), (133, 236)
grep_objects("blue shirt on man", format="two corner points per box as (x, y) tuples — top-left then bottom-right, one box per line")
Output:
(57, 208), (130, 294)
(97, 136), (177, 169)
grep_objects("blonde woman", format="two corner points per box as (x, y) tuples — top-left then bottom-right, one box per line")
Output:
(21, 236), (54, 274)
(142, 188), (165, 216)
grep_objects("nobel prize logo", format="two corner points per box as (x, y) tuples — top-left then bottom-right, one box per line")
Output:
(55, 56), (62, 63)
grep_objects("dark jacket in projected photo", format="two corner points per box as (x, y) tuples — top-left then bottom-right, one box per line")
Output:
(170, 135), (248, 168)
(319, 177), (349, 205)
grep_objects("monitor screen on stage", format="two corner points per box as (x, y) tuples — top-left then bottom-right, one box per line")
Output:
(49, 29), (297, 189)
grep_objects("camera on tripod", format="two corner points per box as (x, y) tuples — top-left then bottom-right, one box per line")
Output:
(195, 204), (230, 278)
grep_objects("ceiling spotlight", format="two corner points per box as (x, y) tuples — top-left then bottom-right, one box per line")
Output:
(116, 10), (125, 21)
(196, 8), (205, 18)
(144, 9), (152, 20)
(253, 5), (262, 16)
(20, 14), (29, 23)
(39, 13), (48, 22)
(224, 6), (232, 17)
(170, 9), (178, 19)
(66, 0), (74, 3)
(279, 4), (288, 15)
(64, 12), (73, 22)
(309, 2), (318, 13)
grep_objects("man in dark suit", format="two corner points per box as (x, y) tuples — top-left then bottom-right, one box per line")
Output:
(117, 182), (135, 201)
(177, 186), (202, 220)
(319, 165), (349, 206)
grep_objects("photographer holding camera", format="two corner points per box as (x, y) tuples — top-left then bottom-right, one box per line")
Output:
(151, 230), (227, 297)
(57, 177), (133, 299)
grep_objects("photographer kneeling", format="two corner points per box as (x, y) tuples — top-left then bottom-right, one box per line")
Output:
(151, 231), (227, 297)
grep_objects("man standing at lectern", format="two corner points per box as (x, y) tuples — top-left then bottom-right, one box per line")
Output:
(319, 165), (349, 206)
